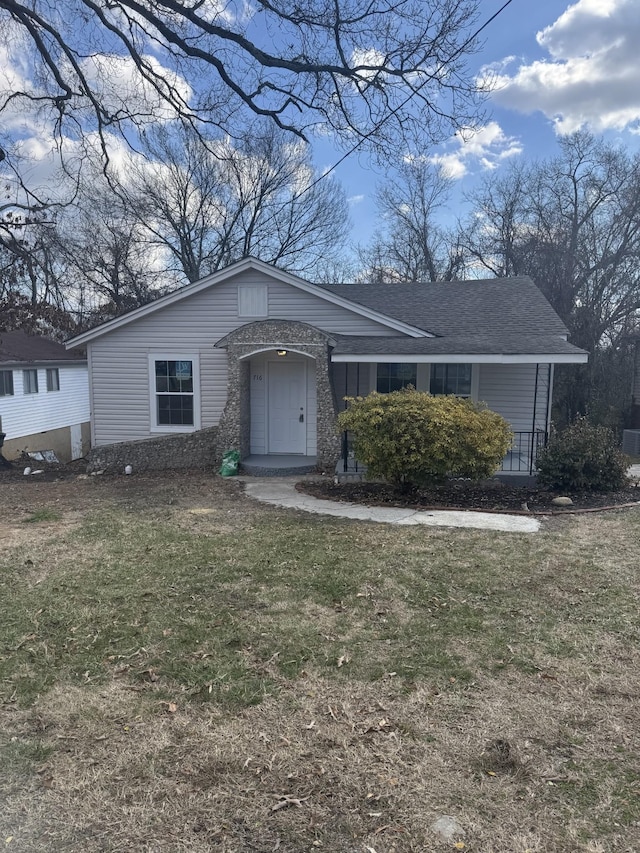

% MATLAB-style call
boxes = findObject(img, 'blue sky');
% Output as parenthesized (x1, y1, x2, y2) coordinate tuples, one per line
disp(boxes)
(2, 0, 640, 262)
(324, 0, 640, 247)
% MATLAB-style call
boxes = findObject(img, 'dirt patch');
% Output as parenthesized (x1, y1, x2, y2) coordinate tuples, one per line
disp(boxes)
(298, 478, 640, 514)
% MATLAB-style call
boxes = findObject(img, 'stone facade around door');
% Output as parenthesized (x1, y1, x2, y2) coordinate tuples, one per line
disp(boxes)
(215, 320, 341, 472)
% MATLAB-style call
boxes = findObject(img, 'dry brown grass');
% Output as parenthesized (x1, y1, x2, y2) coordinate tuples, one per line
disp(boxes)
(1, 473, 640, 852)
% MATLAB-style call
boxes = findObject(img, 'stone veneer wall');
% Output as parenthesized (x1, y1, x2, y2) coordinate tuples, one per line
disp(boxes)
(215, 319, 341, 472)
(86, 427, 218, 473)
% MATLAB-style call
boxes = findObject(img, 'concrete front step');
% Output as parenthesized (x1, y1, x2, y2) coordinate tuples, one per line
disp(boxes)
(240, 454, 317, 477)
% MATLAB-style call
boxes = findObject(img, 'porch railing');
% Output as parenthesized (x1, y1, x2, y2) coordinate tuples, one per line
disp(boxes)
(342, 430, 361, 473)
(342, 429, 548, 476)
(501, 430, 548, 475)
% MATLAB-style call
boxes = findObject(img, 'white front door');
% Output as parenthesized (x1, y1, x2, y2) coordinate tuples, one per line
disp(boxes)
(268, 360, 307, 454)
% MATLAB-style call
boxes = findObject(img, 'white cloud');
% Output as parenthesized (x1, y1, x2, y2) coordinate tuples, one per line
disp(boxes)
(428, 122, 522, 179)
(347, 194, 365, 206)
(486, 0, 640, 134)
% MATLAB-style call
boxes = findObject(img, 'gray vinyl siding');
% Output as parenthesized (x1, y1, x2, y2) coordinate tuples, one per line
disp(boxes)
(478, 363, 551, 433)
(89, 270, 394, 445)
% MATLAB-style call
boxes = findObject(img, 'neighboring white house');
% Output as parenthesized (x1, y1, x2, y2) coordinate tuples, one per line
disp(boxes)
(0, 330, 90, 462)
(66, 257, 588, 474)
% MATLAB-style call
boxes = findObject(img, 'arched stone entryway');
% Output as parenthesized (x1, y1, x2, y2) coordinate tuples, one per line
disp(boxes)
(215, 320, 340, 472)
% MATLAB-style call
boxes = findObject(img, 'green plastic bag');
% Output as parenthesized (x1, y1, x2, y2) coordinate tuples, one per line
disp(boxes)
(219, 450, 240, 477)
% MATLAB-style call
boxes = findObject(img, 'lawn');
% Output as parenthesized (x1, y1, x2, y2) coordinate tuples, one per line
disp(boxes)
(1, 471, 640, 852)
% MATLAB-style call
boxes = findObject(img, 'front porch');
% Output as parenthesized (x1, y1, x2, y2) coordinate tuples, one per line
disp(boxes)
(337, 428, 548, 482)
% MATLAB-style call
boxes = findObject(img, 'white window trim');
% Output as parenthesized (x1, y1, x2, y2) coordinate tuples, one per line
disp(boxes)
(148, 353, 201, 433)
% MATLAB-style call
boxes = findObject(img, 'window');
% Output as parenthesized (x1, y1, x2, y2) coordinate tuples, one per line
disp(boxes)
(0, 370, 13, 396)
(46, 368, 60, 392)
(376, 363, 417, 393)
(23, 369, 38, 394)
(430, 364, 472, 396)
(151, 357, 199, 430)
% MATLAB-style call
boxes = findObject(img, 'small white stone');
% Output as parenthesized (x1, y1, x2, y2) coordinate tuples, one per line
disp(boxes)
(125, 465, 133, 475)
(551, 496, 573, 507)
(23, 467, 31, 476)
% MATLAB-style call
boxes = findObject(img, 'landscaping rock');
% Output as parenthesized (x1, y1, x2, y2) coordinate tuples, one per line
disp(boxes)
(551, 496, 573, 507)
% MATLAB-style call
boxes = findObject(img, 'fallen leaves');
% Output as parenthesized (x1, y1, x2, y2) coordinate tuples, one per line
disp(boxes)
(270, 794, 310, 813)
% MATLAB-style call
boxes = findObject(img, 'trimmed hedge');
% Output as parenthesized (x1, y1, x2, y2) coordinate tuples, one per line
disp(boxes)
(338, 389, 512, 490)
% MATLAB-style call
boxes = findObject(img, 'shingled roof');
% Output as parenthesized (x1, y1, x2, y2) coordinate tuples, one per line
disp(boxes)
(331, 334, 586, 357)
(318, 277, 569, 338)
(0, 330, 86, 365)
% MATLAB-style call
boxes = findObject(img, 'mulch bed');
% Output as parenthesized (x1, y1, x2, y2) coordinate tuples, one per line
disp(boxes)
(298, 478, 640, 514)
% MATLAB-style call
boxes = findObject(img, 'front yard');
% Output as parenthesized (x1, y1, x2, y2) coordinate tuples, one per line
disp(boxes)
(1, 471, 639, 852)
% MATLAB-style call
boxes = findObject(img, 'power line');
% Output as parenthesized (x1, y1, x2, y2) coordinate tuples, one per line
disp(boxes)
(298, 0, 516, 200)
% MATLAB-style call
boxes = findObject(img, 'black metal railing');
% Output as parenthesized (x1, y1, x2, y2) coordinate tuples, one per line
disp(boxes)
(500, 430, 547, 474)
(342, 430, 360, 473)
(342, 429, 547, 476)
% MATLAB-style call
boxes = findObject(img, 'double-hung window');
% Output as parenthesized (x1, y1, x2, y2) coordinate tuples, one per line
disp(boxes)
(0, 370, 13, 396)
(150, 355, 200, 431)
(430, 364, 472, 397)
(23, 369, 39, 394)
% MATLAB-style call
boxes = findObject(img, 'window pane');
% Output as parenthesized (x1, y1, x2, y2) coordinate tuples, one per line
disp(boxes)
(430, 364, 472, 396)
(23, 369, 38, 394)
(0, 370, 13, 396)
(46, 368, 60, 392)
(376, 363, 416, 393)
(158, 395, 194, 425)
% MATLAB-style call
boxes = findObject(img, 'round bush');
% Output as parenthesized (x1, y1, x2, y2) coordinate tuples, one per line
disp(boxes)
(338, 389, 513, 490)
(536, 417, 629, 492)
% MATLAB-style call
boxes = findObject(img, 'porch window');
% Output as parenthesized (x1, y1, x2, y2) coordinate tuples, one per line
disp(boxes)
(149, 355, 200, 431)
(0, 370, 13, 396)
(376, 363, 417, 393)
(430, 364, 472, 397)
(23, 369, 38, 394)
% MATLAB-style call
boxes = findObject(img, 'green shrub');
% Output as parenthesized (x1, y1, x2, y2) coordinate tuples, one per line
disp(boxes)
(536, 417, 629, 492)
(338, 389, 513, 490)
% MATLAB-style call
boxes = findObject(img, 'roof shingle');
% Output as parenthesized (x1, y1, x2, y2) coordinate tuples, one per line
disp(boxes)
(0, 331, 86, 365)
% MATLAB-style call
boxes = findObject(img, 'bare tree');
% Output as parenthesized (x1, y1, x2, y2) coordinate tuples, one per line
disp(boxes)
(126, 123, 350, 282)
(358, 159, 463, 281)
(55, 185, 169, 323)
(461, 132, 640, 424)
(0, 0, 487, 163)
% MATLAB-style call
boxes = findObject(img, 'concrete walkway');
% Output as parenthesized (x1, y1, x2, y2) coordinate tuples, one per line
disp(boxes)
(240, 477, 541, 533)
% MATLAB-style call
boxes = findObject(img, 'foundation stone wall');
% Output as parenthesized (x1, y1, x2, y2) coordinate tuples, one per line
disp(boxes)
(87, 427, 218, 473)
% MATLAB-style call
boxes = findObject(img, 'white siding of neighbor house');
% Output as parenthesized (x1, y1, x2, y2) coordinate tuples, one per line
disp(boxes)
(89, 270, 395, 446)
(478, 363, 550, 433)
(0, 363, 89, 442)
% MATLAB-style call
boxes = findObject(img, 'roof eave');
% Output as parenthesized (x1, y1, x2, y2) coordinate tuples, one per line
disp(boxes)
(332, 353, 589, 364)
(0, 358, 87, 367)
